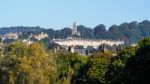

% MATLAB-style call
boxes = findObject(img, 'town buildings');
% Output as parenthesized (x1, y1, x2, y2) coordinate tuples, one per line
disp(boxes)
(53, 22, 124, 55)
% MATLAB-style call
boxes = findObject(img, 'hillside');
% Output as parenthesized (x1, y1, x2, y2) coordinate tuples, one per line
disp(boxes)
(0, 20, 150, 43)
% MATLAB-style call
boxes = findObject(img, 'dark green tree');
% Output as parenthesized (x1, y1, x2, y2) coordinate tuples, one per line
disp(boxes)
(56, 53, 87, 84)
(123, 37, 150, 84)
(78, 52, 111, 84)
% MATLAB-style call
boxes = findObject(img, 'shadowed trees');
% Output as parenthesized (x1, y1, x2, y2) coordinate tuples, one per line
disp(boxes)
(123, 37, 150, 84)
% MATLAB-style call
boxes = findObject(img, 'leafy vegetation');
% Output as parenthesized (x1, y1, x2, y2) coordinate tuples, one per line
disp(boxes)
(0, 37, 150, 84)
(123, 37, 150, 84)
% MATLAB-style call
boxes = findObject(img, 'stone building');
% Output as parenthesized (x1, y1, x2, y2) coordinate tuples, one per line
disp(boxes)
(53, 22, 125, 55)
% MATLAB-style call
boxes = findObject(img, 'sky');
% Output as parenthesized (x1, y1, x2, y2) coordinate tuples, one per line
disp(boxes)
(0, 0, 150, 29)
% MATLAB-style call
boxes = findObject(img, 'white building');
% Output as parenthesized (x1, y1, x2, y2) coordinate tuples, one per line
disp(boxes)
(54, 39, 124, 48)
(4, 33, 18, 40)
(53, 22, 124, 49)
(33, 32, 49, 40)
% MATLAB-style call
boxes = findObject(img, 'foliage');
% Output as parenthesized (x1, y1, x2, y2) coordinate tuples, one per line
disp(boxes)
(123, 37, 150, 84)
(107, 59, 124, 84)
(93, 24, 108, 39)
(139, 37, 150, 47)
(0, 37, 2, 42)
(56, 52, 87, 84)
(0, 42, 57, 84)
(1, 37, 150, 84)
(106, 46, 137, 84)
(78, 52, 112, 84)
(118, 46, 137, 62)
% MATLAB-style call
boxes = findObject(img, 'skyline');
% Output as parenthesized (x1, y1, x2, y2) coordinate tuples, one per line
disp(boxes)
(0, 0, 150, 29)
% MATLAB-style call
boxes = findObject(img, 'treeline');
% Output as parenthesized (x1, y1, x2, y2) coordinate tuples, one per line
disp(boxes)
(1, 20, 150, 43)
(0, 37, 150, 84)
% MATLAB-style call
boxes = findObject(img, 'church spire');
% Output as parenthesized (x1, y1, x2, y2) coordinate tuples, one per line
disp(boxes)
(72, 22, 80, 37)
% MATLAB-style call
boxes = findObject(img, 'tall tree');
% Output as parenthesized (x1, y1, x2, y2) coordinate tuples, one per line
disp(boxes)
(123, 37, 150, 84)
(78, 52, 111, 84)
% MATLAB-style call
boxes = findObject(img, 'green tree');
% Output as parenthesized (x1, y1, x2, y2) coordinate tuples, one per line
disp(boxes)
(79, 52, 111, 84)
(56, 53, 87, 84)
(118, 46, 137, 63)
(123, 37, 150, 84)
(105, 46, 137, 84)
(106, 58, 124, 84)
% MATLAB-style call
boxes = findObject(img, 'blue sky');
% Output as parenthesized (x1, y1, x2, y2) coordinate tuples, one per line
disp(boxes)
(0, 0, 150, 29)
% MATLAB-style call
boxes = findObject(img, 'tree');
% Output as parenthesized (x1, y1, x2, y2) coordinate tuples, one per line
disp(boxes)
(108, 25, 123, 40)
(0, 37, 2, 43)
(123, 37, 150, 84)
(105, 46, 137, 84)
(0, 42, 58, 84)
(56, 53, 87, 84)
(78, 52, 111, 84)
(105, 58, 124, 84)
(93, 24, 108, 39)
(77, 25, 93, 39)
(118, 46, 137, 63)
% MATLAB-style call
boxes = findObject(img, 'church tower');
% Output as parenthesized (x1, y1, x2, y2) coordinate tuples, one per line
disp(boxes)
(72, 22, 80, 37)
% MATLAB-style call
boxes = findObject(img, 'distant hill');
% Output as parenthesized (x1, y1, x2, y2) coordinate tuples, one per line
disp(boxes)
(0, 20, 150, 44)
(0, 26, 44, 35)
